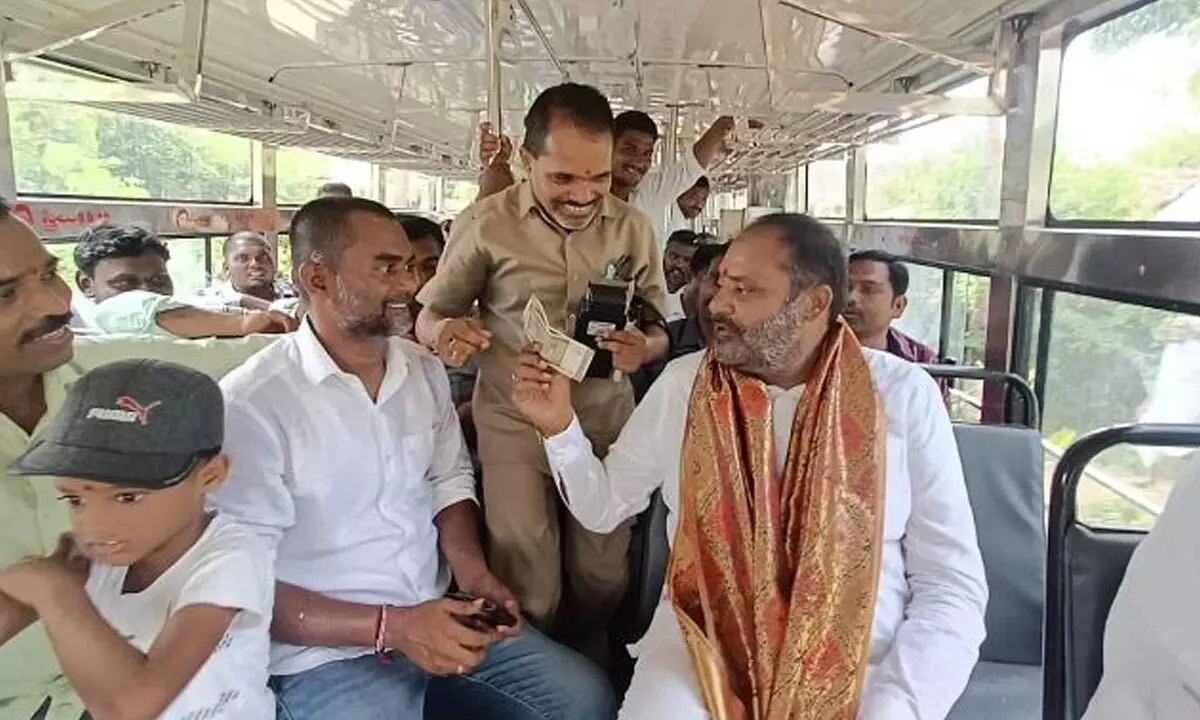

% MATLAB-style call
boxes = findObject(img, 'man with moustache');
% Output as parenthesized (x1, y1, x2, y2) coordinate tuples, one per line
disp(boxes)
(0, 197, 278, 720)
(204, 231, 298, 312)
(210, 197, 612, 720)
(512, 213, 987, 719)
(414, 83, 668, 656)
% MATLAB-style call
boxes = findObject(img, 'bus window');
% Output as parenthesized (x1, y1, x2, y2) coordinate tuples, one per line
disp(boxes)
(945, 271, 990, 422)
(806, 157, 847, 219)
(277, 148, 372, 205)
(864, 79, 1002, 222)
(892, 263, 944, 351)
(1050, 0, 1200, 224)
(1042, 293, 1200, 529)
(9, 62, 253, 204)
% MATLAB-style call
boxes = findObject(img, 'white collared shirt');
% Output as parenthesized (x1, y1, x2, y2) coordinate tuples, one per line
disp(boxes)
(210, 319, 476, 677)
(543, 349, 988, 720)
(630, 151, 707, 245)
(1083, 461, 1200, 720)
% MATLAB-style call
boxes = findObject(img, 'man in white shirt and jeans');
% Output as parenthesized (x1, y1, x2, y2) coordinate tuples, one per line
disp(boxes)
(511, 213, 987, 719)
(211, 196, 614, 720)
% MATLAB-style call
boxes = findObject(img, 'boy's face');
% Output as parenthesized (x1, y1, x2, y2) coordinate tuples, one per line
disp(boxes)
(54, 456, 228, 567)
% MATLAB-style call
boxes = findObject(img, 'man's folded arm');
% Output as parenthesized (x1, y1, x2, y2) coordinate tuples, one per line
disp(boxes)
(542, 375, 675, 534)
(862, 373, 988, 720)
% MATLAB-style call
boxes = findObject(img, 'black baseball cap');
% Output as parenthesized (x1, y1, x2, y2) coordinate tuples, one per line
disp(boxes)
(10, 359, 224, 489)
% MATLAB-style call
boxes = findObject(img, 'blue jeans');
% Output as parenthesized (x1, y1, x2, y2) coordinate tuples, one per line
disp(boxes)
(272, 625, 616, 720)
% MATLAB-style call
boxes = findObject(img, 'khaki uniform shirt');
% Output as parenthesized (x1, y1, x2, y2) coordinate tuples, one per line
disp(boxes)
(416, 182, 666, 465)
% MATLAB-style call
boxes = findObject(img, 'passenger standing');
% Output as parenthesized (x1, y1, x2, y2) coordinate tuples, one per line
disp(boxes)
(414, 83, 668, 653)
(212, 197, 613, 720)
(667, 176, 710, 234)
(477, 110, 741, 244)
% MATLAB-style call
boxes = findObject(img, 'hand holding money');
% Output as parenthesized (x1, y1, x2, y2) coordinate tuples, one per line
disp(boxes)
(511, 344, 574, 437)
(522, 295, 594, 382)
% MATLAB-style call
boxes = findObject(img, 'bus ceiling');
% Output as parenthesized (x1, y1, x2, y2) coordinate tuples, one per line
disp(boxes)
(0, 0, 1127, 179)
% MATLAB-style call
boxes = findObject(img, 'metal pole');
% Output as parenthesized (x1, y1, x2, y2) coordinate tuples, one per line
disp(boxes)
(663, 106, 680, 163)
(261, 144, 278, 259)
(485, 0, 503, 129)
(0, 34, 17, 201)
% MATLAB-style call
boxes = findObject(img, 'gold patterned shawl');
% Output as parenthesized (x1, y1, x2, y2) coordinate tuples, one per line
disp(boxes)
(669, 322, 885, 720)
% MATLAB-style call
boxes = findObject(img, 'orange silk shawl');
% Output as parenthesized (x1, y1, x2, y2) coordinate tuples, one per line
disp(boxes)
(669, 323, 885, 720)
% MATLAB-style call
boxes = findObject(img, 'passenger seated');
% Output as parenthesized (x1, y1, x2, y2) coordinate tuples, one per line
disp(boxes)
(2, 359, 273, 719)
(632, 242, 726, 401)
(1083, 460, 1200, 719)
(662, 230, 700, 322)
(211, 197, 613, 720)
(846, 250, 950, 401)
(202, 231, 299, 315)
(0, 199, 280, 719)
(395, 213, 478, 450)
(317, 182, 353, 199)
(74, 224, 294, 338)
(512, 214, 987, 719)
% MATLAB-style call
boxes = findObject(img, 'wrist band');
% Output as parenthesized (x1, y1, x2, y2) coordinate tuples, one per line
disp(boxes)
(374, 605, 394, 664)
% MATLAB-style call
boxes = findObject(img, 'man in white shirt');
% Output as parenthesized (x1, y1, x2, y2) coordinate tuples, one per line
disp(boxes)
(511, 213, 987, 719)
(211, 197, 614, 720)
(201, 231, 299, 314)
(1083, 458, 1200, 719)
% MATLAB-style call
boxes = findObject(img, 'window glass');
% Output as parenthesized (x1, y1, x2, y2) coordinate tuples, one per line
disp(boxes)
(1043, 293, 1200, 528)
(277, 149, 372, 205)
(806, 158, 847, 218)
(892, 262, 944, 350)
(1051, 0, 1200, 222)
(9, 63, 253, 203)
(384, 170, 437, 211)
(864, 79, 1002, 221)
(944, 272, 990, 422)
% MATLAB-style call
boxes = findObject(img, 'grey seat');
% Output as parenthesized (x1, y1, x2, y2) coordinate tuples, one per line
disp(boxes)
(948, 423, 1046, 720)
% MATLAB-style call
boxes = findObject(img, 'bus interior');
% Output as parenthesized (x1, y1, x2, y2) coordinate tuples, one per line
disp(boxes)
(0, 0, 1198, 717)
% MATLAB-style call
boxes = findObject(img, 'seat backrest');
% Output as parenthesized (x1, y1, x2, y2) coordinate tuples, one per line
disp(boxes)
(953, 423, 1046, 665)
(614, 490, 670, 644)
(1060, 525, 1143, 719)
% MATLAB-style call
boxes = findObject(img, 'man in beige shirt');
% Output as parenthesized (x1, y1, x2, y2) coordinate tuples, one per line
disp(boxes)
(415, 83, 668, 654)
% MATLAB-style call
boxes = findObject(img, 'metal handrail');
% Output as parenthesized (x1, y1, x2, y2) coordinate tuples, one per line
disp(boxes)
(1044, 424, 1200, 720)
(920, 363, 1040, 429)
(950, 387, 1164, 518)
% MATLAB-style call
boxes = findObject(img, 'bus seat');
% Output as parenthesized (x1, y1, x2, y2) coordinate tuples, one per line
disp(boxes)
(1045, 424, 1200, 720)
(613, 490, 669, 645)
(948, 422, 1045, 720)
(1057, 525, 1143, 719)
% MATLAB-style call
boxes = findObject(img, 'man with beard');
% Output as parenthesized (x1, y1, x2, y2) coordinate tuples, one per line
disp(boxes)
(211, 197, 612, 720)
(0, 198, 280, 720)
(669, 177, 709, 232)
(414, 83, 668, 657)
(511, 213, 987, 719)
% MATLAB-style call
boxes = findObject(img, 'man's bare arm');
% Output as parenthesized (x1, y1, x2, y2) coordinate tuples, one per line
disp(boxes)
(0, 592, 35, 646)
(477, 165, 515, 201)
(156, 307, 292, 338)
(692, 116, 736, 169)
(271, 582, 378, 648)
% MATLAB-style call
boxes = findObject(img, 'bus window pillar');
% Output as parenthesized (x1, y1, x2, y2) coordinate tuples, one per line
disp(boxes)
(0, 34, 16, 201)
(985, 12, 1059, 423)
(253, 143, 280, 263)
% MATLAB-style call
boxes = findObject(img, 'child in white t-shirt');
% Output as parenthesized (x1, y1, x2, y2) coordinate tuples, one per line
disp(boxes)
(0, 359, 274, 720)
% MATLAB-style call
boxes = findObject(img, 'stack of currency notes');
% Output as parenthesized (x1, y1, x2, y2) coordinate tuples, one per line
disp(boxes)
(522, 295, 595, 382)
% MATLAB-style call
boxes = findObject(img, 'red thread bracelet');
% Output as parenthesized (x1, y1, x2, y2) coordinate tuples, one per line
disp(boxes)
(374, 605, 393, 664)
